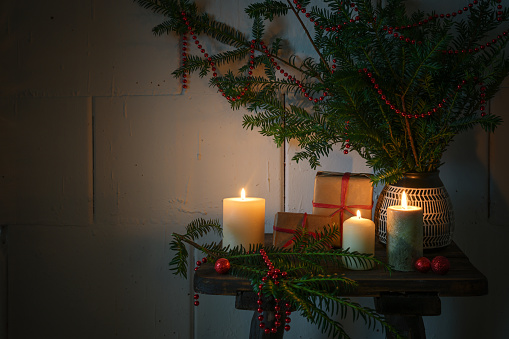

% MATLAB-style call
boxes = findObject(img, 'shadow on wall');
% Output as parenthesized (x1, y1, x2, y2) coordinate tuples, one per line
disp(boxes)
(0, 226, 6, 339)
(437, 119, 509, 338)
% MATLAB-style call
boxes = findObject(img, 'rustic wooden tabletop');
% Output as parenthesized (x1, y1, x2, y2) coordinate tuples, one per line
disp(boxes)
(193, 234, 488, 339)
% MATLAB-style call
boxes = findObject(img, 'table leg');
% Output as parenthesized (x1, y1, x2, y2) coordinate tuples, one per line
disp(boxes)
(374, 292, 441, 339)
(383, 314, 425, 339)
(249, 310, 285, 339)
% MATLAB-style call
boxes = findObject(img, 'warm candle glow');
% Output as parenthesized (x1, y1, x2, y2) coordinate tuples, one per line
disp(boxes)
(402, 191, 407, 209)
(343, 211, 375, 270)
(223, 189, 265, 249)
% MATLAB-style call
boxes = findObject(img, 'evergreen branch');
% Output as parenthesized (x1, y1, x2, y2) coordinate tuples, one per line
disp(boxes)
(137, 0, 508, 183)
(167, 216, 399, 338)
(245, 0, 289, 20)
(401, 34, 450, 99)
(284, 283, 403, 338)
(404, 115, 420, 171)
(196, 16, 249, 48)
(169, 218, 223, 278)
(285, 0, 331, 78)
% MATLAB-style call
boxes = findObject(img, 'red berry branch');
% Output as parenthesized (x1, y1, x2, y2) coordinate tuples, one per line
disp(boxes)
(292, 0, 361, 31)
(359, 68, 491, 119)
(257, 248, 292, 334)
(180, 10, 330, 104)
(192, 249, 294, 335)
(381, 1, 508, 54)
(180, 11, 251, 102)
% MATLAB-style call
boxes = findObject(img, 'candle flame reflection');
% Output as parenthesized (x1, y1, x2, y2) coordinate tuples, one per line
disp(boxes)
(241, 188, 246, 200)
(357, 210, 361, 219)
(402, 191, 407, 209)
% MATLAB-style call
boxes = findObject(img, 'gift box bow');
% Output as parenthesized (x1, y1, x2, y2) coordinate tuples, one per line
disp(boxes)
(273, 213, 322, 248)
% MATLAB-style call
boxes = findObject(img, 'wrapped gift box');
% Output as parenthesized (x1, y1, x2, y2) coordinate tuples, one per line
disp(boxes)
(312, 172, 374, 246)
(273, 212, 341, 248)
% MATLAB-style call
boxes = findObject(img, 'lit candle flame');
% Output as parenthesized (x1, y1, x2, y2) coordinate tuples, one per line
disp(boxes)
(357, 210, 361, 219)
(241, 188, 246, 200)
(402, 191, 407, 209)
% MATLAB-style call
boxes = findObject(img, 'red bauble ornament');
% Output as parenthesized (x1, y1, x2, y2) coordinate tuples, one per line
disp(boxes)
(214, 258, 231, 274)
(431, 256, 450, 275)
(414, 257, 431, 273)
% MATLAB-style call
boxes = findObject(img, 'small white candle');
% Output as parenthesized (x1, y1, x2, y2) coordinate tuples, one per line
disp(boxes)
(387, 191, 423, 271)
(342, 210, 375, 270)
(222, 188, 265, 250)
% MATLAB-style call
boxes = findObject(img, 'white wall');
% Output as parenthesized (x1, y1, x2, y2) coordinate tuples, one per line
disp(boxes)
(1, 0, 508, 338)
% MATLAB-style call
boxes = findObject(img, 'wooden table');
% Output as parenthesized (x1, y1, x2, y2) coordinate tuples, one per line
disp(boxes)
(194, 234, 488, 339)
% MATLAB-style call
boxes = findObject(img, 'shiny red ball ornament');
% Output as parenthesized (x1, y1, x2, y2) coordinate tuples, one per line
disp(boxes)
(414, 257, 431, 273)
(214, 258, 231, 274)
(431, 256, 450, 275)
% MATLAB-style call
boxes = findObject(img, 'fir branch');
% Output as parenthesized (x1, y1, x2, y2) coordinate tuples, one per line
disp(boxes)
(138, 0, 508, 185)
(245, 0, 289, 21)
(168, 217, 400, 338)
(285, 0, 331, 78)
(404, 114, 420, 170)
(169, 218, 223, 278)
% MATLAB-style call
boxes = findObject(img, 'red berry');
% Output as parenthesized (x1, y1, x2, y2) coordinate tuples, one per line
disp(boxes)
(214, 258, 231, 274)
(414, 257, 431, 273)
(194, 301, 199, 306)
(431, 256, 450, 275)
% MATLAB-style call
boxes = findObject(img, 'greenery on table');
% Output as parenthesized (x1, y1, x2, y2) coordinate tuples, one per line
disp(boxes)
(136, 0, 509, 185)
(170, 218, 401, 339)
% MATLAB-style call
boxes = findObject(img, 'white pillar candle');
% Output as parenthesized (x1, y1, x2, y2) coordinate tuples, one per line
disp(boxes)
(222, 188, 265, 250)
(342, 210, 375, 270)
(387, 191, 423, 271)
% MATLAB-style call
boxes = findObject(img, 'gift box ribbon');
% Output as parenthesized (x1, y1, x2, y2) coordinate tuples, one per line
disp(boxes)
(273, 213, 319, 248)
(312, 172, 373, 247)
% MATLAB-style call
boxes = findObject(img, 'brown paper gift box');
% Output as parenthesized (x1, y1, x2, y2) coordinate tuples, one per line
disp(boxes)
(312, 172, 374, 246)
(272, 212, 341, 248)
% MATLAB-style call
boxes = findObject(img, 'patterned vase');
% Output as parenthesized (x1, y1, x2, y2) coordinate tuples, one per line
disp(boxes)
(374, 171, 454, 249)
